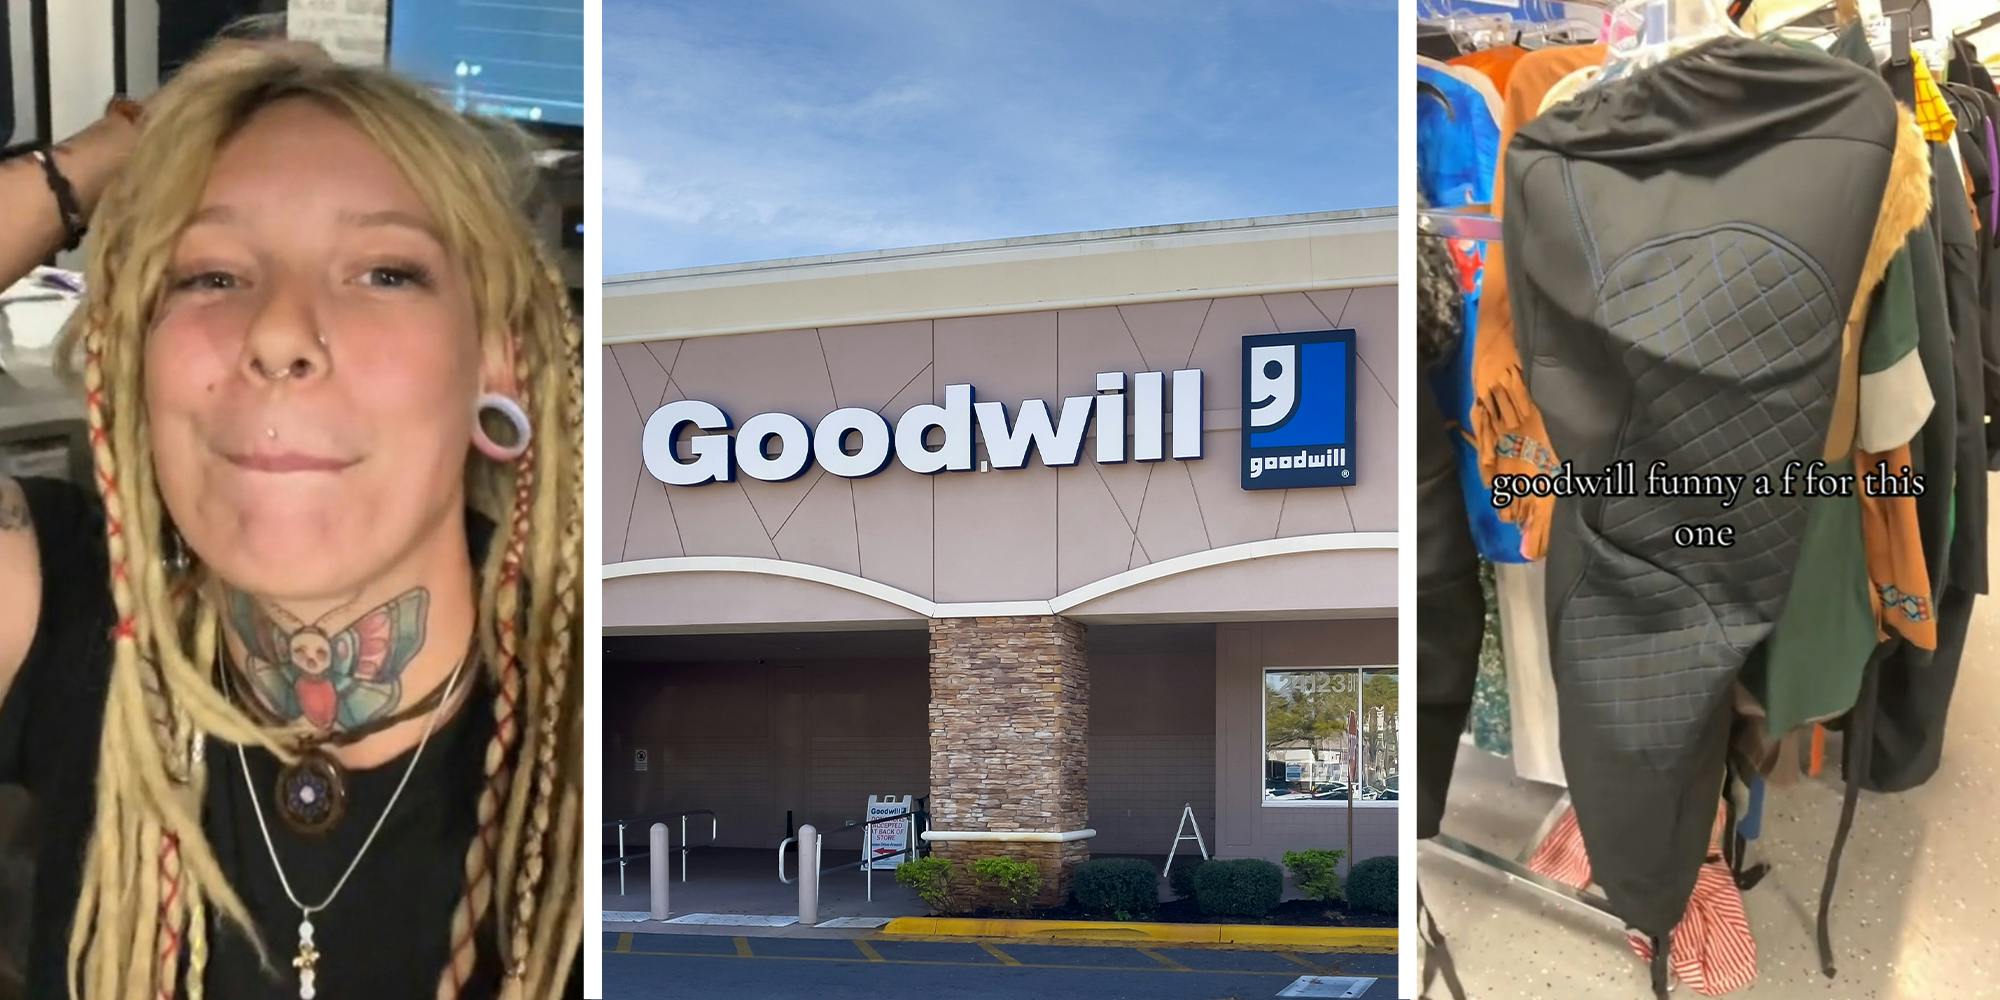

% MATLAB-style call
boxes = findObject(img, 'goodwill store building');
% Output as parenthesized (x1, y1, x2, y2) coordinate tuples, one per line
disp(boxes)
(601, 209, 1398, 901)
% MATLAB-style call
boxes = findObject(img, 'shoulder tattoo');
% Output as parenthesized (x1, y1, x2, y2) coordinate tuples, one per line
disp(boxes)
(0, 479, 26, 533)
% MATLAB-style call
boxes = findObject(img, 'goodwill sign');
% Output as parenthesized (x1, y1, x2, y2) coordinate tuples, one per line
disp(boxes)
(640, 330, 1356, 491)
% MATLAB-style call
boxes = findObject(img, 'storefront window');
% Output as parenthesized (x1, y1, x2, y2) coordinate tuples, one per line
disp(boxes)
(1262, 667, 1397, 807)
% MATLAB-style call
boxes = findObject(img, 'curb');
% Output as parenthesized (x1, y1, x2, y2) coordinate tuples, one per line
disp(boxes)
(881, 916, 1397, 952)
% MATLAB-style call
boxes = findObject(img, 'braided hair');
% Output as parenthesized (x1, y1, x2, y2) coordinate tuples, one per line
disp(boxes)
(55, 43, 582, 1000)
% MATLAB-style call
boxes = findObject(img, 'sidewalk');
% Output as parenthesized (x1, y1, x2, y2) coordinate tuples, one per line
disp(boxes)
(602, 844, 925, 921)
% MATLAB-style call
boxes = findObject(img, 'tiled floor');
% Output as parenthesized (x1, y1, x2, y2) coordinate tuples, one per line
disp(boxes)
(1420, 512, 2000, 998)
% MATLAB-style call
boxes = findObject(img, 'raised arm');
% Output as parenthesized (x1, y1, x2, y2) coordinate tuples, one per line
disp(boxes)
(0, 106, 140, 289)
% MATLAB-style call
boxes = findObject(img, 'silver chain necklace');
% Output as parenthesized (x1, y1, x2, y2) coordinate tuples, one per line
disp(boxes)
(226, 651, 470, 999)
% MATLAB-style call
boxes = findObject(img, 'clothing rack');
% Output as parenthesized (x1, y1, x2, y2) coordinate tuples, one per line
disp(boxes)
(1417, 196, 1768, 936)
(1415, 13, 1961, 995)
(1956, 8, 2000, 39)
(1427, 794, 1626, 923)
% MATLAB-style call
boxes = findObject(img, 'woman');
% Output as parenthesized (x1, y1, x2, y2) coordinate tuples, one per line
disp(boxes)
(0, 40, 582, 999)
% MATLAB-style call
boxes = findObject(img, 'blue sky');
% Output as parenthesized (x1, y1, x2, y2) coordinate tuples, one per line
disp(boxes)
(603, 0, 1396, 275)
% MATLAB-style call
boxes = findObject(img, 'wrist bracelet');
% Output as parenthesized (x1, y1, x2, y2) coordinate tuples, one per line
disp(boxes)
(30, 147, 88, 252)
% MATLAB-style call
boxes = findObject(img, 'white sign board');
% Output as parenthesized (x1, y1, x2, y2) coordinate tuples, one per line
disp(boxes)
(864, 795, 913, 871)
(633, 748, 648, 772)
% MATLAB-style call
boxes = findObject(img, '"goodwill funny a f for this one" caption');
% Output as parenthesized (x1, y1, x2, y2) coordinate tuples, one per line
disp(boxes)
(1489, 459, 1926, 547)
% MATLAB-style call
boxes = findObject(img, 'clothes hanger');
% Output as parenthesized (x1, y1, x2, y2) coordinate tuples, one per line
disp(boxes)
(1597, 0, 1750, 82)
(1427, 13, 1517, 53)
(1519, 17, 1606, 47)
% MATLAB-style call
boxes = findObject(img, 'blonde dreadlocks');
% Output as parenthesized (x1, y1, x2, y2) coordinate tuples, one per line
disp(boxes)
(55, 42, 583, 1000)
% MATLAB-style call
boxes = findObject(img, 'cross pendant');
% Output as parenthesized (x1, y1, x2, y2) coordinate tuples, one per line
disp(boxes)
(293, 918, 320, 1000)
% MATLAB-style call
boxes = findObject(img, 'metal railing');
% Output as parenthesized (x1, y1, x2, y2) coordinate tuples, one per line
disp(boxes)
(777, 810, 926, 903)
(603, 810, 719, 896)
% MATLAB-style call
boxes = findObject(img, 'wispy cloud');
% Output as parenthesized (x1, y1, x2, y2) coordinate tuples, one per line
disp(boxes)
(604, 0, 1396, 274)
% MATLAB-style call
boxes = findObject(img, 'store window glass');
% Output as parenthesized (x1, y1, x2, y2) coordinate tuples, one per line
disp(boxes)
(1262, 668, 1397, 807)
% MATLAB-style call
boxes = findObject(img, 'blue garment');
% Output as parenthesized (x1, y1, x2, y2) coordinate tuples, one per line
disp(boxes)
(1419, 64, 1526, 563)
(1416, 64, 1498, 210)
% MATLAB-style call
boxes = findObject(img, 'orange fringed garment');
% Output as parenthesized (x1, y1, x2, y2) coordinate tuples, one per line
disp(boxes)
(1468, 44, 1604, 561)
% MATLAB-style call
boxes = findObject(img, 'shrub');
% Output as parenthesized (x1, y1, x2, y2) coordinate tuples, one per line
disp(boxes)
(1071, 858, 1158, 918)
(1283, 849, 1347, 903)
(970, 856, 1043, 915)
(1168, 857, 1207, 900)
(1192, 858, 1283, 918)
(1346, 856, 1398, 914)
(894, 856, 953, 914)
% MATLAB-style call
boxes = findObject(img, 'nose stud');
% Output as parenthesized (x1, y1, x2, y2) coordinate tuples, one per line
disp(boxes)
(254, 358, 315, 381)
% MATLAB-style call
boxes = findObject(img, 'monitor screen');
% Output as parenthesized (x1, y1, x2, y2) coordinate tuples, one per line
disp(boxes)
(387, 0, 583, 130)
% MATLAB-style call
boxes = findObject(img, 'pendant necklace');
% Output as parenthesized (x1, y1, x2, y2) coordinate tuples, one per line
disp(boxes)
(225, 622, 466, 837)
(227, 649, 470, 999)
(250, 662, 459, 836)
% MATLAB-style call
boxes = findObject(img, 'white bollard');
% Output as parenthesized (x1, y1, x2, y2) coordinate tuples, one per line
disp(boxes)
(798, 824, 819, 926)
(650, 823, 670, 920)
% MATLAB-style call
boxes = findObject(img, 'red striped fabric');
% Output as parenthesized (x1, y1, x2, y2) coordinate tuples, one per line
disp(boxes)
(1527, 804, 1759, 995)
(1527, 806, 1593, 887)
(1627, 861, 1759, 995)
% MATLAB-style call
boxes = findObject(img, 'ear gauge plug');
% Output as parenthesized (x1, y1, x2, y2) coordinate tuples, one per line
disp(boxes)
(472, 393, 532, 462)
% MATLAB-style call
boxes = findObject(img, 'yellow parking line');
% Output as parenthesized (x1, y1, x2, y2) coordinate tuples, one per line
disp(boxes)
(1136, 947, 1189, 971)
(733, 937, 752, 957)
(615, 933, 633, 954)
(854, 939, 886, 962)
(979, 942, 1021, 966)
(1279, 951, 1323, 971)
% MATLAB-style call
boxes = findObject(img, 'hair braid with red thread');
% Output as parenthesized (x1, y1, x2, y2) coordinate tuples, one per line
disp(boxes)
(437, 411, 534, 998)
(527, 258, 587, 998)
(487, 286, 546, 984)
(71, 317, 150, 1000)
(505, 261, 582, 995)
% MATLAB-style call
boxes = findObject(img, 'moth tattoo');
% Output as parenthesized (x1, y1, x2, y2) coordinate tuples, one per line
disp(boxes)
(227, 589, 429, 733)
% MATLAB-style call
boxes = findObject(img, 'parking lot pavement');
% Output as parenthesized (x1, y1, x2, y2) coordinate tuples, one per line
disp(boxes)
(603, 932, 1398, 1000)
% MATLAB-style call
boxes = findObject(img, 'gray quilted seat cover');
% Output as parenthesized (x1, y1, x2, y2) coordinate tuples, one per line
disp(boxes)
(1505, 37, 1897, 937)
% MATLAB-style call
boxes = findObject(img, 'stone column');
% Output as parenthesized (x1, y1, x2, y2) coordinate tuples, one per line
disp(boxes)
(927, 615, 1089, 909)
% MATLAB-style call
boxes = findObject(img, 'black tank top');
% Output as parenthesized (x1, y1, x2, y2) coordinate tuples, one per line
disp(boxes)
(0, 477, 579, 998)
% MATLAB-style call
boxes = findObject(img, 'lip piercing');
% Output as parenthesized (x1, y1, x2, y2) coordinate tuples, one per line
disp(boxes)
(266, 428, 278, 440)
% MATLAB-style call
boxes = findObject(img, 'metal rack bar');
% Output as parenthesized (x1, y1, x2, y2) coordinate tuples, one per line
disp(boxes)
(1425, 788, 1622, 924)
(1956, 7, 2000, 37)
(1427, 830, 1624, 923)
(1427, 770, 1756, 933)
(1420, 206, 1504, 242)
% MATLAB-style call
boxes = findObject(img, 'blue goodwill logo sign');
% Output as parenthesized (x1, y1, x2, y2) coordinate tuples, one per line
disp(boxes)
(1241, 330, 1356, 490)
